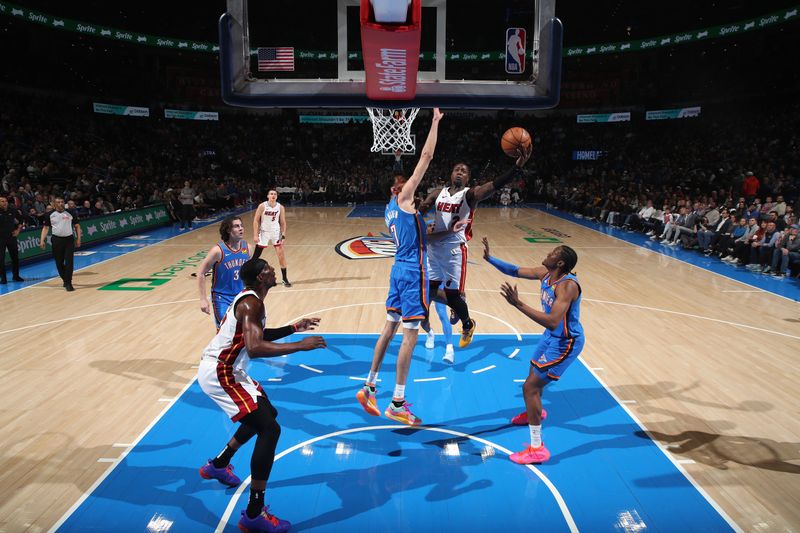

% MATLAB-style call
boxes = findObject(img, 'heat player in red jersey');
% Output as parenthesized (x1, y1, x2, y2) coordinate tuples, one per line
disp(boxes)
(419, 144, 532, 351)
(197, 258, 325, 532)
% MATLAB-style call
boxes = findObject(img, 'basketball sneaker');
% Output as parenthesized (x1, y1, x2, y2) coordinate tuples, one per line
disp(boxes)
(458, 319, 477, 348)
(510, 408, 548, 425)
(425, 330, 435, 349)
(237, 506, 290, 533)
(442, 344, 454, 364)
(384, 400, 422, 426)
(356, 386, 380, 416)
(282, 280, 292, 288)
(509, 443, 551, 464)
(199, 460, 241, 487)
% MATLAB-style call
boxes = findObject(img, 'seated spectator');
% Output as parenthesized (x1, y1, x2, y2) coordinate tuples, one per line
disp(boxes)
(747, 221, 780, 272)
(770, 225, 800, 277)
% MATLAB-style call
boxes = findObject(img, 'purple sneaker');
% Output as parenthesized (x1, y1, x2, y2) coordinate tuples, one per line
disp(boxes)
(238, 506, 291, 533)
(199, 460, 241, 487)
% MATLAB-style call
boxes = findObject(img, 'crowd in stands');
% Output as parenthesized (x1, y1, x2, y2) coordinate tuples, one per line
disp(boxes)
(2, 90, 798, 279)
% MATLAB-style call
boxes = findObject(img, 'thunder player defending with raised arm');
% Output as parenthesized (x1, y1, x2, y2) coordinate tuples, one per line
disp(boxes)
(356, 108, 443, 426)
(197, 258, 325, 533)
(197, 216, 250, 328)
(420, 145, 532, 351)
(253, 190, 291, 287)
(483, 237, 583, 464)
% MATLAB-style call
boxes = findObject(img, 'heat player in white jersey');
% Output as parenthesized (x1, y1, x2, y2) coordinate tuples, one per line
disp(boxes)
(420, 145, 532, 351)
(252, 189, 292, 287)
(196, 258, 325, 531)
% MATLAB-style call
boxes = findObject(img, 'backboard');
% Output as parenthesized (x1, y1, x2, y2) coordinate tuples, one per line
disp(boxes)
(220, 0, 562, 109)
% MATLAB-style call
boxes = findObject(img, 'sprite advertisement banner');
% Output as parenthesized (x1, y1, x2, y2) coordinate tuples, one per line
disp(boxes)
(93, 102, 150, 117)
(1, 0, 796, 59)
(577, 112, 631, 123)
(4, 204, 170, 266)
(164, 109, 219, 121)
(645, 107, 702, 120)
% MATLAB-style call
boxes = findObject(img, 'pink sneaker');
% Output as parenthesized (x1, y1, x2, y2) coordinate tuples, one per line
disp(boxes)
(356, 386, 380, 417)
(510, 408, 547, 425)
(510, 443, 551, 464)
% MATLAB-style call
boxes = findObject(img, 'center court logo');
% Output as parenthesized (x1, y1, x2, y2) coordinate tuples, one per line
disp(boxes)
(335, 235, 396, 260)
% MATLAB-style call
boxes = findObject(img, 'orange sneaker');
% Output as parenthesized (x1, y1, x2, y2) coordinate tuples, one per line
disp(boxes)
(356, 386, 380, 416)
(458, 319, 477, 348)
(384, 400, 422, 426)
(510, 408, 547, 425)
(510, 443, 551, 464)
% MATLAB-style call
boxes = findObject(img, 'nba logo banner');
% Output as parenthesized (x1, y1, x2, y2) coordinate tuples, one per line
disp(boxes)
(505, 27, 526, 74)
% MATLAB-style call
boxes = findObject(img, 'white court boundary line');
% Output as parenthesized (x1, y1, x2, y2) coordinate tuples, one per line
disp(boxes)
(214, 425, 578, 533)
(48, 377, 198, 533)
(578, 358, 743, 532)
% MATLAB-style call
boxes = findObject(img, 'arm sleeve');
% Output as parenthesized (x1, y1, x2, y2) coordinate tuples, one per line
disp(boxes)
(262, 325, 295, 341)
(486, 255, 520, 277)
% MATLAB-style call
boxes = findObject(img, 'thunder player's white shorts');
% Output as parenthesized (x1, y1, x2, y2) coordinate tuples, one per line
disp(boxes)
(197, 358, 263, 421)
(427, 242, 468, 292)
(257, 227, 283, 248)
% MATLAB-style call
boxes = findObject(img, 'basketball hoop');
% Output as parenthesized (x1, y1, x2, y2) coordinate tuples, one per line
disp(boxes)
(366, 107, 420, 153)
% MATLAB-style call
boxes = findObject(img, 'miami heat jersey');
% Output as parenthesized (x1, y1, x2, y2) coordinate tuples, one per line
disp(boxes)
(430, 187, 473, 244)
(211, 241, 249, 296)
(385, 196, 426, 265)
(259, 201, 282, 233)
(203, 290, 265, 371)
(540, 273, 583, 339)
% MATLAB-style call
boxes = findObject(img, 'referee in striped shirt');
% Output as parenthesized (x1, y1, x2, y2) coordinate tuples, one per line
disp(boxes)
(40, 197, 82, 292)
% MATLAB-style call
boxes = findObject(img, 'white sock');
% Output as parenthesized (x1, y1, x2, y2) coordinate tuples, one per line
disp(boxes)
(529, 424, 542, 448)
(366, 371, 378, 387)
(393, 384, 405, 401)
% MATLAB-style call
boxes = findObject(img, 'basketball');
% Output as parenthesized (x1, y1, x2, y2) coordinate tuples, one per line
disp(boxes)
(500, 127, 532, 157)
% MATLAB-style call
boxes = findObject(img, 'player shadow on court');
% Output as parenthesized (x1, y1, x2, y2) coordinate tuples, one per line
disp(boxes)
(90, 358, 197, 385)
(606, 380, 774, 414)
(630, 406, 800, 475)
(3, 435, 223, 527)
(634, 429, 800, 474)
(266, 436, 494, 531)
(414, 337, 510, 372)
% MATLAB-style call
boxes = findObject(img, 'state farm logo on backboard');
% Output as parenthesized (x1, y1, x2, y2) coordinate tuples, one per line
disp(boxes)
(335, 234, 396, 260)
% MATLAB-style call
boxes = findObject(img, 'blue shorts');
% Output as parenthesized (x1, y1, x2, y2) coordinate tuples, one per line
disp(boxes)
(211, 293, 235, 328)
(386, 262, 429, 322)
(530, 334, 585, 381)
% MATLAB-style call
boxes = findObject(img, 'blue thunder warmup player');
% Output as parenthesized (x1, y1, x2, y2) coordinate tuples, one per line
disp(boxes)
(198, 216, 250, 328)
(356, 108, 443, 427)
(482, 237, 583, 465)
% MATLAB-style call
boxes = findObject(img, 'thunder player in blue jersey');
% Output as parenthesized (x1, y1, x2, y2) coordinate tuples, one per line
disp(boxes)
(483, 237, 583, 464)
(356, 108, 443, 426)
(198, 216, 250, 328)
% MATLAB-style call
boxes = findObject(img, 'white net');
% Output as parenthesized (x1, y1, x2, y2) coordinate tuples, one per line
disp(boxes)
(366, 107, 420, 153)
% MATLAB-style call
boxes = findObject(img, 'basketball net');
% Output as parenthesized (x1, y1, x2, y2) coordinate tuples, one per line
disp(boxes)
(366, 107, 420, 153)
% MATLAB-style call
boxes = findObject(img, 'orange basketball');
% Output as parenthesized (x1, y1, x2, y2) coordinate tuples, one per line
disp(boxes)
(500, 127, 532, 157)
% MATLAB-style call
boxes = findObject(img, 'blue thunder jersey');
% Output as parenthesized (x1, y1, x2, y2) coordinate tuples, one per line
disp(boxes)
(211, 241, 249, 296)
(385, 196, 427, 265)
(540, 273, 583, 338)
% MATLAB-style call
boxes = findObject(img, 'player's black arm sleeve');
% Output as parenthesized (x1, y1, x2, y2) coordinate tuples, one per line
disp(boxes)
(263, 325, 295, 341)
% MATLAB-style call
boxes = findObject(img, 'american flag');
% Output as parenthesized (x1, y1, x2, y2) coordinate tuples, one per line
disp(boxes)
(257, 47, 295, 71)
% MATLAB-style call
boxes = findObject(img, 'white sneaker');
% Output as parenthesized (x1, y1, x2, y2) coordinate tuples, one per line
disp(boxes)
(442, 345, 454, 364)
(425, 331, 435, 349)
(660, 239, 670, 244)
